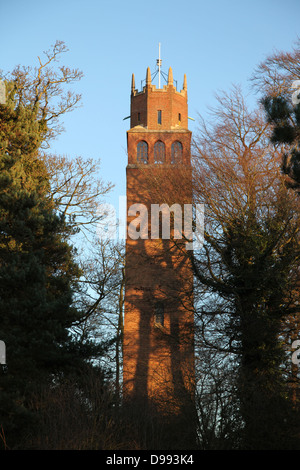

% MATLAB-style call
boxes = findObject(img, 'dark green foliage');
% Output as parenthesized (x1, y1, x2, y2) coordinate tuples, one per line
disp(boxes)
(223, 215, 299, 448)
(262, 95, 300, 193)
(0, 86, 99, 449)
(193, 209, 300, 448)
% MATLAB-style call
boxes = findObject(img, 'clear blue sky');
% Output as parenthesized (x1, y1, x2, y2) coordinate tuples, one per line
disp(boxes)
(0, 0, 299, 209)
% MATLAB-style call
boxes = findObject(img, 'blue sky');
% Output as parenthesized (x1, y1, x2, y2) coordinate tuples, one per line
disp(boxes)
(0, 0, 299, 209)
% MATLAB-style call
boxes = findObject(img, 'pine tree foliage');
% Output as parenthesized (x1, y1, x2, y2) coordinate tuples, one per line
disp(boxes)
(252, 39, 300, 194)
(262, 95, 300, 194)
(0, 44, 103, 448)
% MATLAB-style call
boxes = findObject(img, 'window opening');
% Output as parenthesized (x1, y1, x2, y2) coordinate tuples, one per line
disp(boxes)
(154, 140, 165, 164)
(158, 110, 162, 125)
(171, 141, 183, 164)
(154, 302, 164, 326)
(137, 141, 148, 164)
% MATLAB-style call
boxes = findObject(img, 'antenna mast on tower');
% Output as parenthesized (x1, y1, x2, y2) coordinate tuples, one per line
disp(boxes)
(157, 43, 162, 89)
(140, 44, 172, 89)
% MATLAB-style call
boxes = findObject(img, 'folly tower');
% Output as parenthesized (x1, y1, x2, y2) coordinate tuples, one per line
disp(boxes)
(123, 63, 194, 414)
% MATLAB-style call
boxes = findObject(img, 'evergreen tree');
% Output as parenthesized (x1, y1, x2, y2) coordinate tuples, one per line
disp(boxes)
(252, 39, 300, 194)
(262, 94, 300, 194)
(190, 87, 300, 448)
(0, 52, 100, 449)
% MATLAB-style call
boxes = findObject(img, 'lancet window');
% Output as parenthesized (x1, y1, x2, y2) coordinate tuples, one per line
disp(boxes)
(171, 141, 183, 164)
(154, 141, 165, 164)
(137, 141, 148, 163)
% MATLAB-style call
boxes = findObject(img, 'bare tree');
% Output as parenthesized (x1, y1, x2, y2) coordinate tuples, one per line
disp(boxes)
(251, 38, 300, 99)
(3, 40, 83, 145)
(72, 238, 125, 396)
(42, 153, 113, 235)
(191, 85, 300, 449)
(2, 41, 113, 235)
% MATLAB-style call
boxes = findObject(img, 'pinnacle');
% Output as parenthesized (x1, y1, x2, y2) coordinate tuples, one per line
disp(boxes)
(168, 67, 173, 86)
(146, 67, 151, 85)
(131, 73, 135, 93)
(183, 74, 187, 91)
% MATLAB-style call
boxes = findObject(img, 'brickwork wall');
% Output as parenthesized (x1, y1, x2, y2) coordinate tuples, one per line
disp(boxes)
(123, 69, 194, 412)
(130, 79, 188, 130)
(127, 128, 191, 165)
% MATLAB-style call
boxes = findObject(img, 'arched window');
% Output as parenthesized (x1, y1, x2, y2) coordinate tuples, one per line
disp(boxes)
(154, 141, 165, 164)
(171, 141, 183, 164)
(154, 302, 164, 326)
(137, 141, 148, 163)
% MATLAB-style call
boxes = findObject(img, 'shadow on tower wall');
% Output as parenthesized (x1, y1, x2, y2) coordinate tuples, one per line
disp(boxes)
(123, 235, 196, 449)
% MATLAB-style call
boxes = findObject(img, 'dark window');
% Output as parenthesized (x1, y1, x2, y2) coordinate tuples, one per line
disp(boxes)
(137, 141, 148, 163)
(158, 110, 162, 125)
(154, 140, 165, 164)
(178, 113, 181, 122)
(171, 141, 183, 164)
(154, 302, 164, 326)
(138, 112, 141, 122)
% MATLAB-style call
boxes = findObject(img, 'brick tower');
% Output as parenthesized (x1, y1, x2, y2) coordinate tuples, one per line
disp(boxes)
(123, 64, 194, 414)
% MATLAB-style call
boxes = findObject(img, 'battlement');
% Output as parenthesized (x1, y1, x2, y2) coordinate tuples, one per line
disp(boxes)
(130, 66, 188, 130)
(131, 66, 187, 97)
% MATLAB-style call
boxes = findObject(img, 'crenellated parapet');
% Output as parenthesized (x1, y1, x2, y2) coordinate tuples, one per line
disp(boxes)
(130, 66, 188, 130)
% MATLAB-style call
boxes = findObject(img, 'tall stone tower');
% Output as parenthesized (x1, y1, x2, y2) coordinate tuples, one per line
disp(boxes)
(123, 64, 194, 415)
